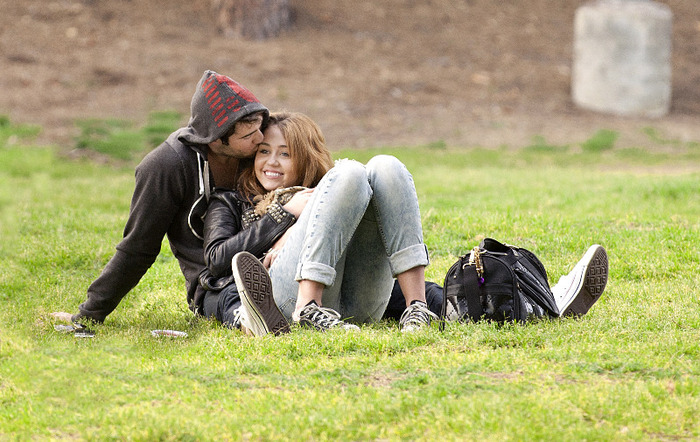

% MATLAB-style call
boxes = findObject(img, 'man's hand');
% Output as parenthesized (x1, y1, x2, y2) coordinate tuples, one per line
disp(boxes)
(262, 230, 292, 268)
(262, 249, 279, 269)
(51, 312, 74, 323)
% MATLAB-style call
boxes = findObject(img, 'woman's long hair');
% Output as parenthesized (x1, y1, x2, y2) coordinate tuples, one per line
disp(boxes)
(237, 111, 334, 198)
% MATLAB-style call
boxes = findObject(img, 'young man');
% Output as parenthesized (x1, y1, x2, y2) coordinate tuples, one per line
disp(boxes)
(55, 71, 269, 324)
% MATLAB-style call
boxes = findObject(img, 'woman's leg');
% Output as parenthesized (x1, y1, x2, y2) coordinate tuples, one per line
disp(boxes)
(268, 159, 374, 320)
(330, 207, 395, 322)
(397, 267, 427, 305)
(339, 155, 436, 330)
(363, 155, 430, 305)
(298, 155, 430, 322)
(269, 156, 430, 326)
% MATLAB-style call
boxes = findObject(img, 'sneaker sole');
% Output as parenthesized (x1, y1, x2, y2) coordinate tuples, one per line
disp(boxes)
(561, 245, 609, 317)
(232, 252, 290, 336)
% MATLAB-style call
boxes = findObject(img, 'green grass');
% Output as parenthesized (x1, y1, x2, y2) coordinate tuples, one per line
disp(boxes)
(581, 129, 618, 153)
(1, 119, 699, 440)
(0, 115, 41, 147)
(74, 110, 183, 161)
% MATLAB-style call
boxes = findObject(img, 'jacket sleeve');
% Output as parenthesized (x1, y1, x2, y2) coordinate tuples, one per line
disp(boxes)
(75, 145, 188, 323)
(203, 193, 296, 278)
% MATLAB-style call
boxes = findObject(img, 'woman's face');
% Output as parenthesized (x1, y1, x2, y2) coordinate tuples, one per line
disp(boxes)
(255, 125, 300, 191)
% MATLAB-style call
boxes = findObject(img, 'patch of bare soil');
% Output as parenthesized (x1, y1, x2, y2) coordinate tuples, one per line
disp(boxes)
(1, 0, 698, 151)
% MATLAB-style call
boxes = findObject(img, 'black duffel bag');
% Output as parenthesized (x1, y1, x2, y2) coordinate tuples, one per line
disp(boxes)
(441, 238, 559, 324)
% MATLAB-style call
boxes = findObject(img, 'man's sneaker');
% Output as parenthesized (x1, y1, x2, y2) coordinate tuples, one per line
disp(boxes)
(229, 306, 255, 336)
(232, 251, 291, 336)
(552, 245, 609, 317)
(400, 300, 439, 333)
(230, 306, 245, 330)
(296, 301, 360, 331)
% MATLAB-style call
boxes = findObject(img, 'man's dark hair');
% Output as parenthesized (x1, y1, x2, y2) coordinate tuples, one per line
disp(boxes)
(220, 111, 265, 145)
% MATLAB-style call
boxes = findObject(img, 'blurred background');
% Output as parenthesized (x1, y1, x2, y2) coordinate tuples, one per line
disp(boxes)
(1, 0, 698, 150)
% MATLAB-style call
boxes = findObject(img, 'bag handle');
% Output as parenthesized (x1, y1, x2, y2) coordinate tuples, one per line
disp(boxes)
(481, 237, 510, 253)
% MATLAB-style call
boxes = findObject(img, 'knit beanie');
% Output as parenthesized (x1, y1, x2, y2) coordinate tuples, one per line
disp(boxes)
(177, 70, 269, 145)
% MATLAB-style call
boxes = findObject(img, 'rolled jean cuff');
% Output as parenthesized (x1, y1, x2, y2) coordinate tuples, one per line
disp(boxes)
(295, 262, 337, 286)
(389, 243, 430, 276)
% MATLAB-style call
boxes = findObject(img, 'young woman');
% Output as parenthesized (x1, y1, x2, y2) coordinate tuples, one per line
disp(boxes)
(199, 112, 331, 332)
(202, 111, 438, 335)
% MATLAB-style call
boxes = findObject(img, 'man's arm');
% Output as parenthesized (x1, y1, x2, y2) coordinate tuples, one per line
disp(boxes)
(74, 145, 187, 322)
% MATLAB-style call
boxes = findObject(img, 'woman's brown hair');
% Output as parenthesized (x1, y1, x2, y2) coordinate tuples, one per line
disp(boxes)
(237, 111, 334, 198)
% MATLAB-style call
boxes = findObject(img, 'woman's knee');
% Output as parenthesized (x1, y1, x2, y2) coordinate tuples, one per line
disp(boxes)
(327, 159, 370, 194)
(365, 155, 411, 190)
(366, 155, 403, 175)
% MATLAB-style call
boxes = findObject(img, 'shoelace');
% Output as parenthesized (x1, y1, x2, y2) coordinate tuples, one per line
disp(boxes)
(302, 305, 346, 329)
(231, 307, 244, 330)
(400, 302, 438, 327)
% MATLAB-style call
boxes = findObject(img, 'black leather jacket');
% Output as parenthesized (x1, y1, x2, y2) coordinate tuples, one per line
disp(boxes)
(200, 189, 296, 294)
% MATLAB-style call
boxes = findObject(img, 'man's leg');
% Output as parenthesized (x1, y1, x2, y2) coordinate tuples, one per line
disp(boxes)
(551, 245, 609, 316)
(201, 284, 243, 329)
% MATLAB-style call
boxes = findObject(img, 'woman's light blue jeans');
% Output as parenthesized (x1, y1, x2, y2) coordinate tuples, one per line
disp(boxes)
(268, 155, 429, 323)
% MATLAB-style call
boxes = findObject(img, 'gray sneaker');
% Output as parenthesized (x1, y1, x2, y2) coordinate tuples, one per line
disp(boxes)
(400, 300, 439, 333)
(552, 245, 609, 317)
(297, 301, 360, 331)
(232, 251, 291, 336)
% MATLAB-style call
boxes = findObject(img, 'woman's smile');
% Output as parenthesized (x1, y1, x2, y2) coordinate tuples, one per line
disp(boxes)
(255, 125, 299, 191)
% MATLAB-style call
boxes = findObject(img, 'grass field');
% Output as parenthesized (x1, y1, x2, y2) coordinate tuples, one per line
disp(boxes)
(1, 119, 699, 440)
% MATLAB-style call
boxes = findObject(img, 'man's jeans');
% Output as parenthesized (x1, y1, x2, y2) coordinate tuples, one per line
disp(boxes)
(202, 284, 241, 328)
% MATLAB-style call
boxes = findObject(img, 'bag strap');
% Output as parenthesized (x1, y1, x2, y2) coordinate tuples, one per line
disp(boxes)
(462, 263, 484, 322)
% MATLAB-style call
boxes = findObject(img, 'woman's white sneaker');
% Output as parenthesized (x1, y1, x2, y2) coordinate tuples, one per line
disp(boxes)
(400, 300, 439, 332)
(296, 301, 360, 331)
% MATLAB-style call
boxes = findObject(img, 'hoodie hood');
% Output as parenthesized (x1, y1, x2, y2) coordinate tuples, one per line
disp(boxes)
(177, 70, 269, 146)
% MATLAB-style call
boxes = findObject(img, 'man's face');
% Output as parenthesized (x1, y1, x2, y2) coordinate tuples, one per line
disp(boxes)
(209, 117, 264, 159)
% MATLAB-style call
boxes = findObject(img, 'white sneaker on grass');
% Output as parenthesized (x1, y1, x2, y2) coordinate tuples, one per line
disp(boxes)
(552, 245, 609, 317)
(230, 306, 256, 336)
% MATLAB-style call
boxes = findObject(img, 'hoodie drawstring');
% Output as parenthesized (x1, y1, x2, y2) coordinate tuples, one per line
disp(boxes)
(188, 152, 209, 240)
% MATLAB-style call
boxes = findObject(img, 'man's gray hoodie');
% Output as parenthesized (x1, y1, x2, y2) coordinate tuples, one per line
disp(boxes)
(75, 71, 268, 322)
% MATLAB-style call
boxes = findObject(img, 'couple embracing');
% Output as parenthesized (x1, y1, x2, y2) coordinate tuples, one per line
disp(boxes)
(54, 71, 608, 335)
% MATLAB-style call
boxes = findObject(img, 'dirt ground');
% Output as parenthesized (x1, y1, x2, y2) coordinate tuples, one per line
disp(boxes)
(1, 0, 699, 151)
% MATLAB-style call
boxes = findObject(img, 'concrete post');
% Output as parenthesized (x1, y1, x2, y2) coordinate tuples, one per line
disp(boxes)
(572, 0, 673, 117)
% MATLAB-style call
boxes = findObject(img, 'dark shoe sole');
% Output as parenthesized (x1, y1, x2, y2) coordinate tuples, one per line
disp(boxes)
(562, 246, 609, 317)
(232, 252, 290, 336)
